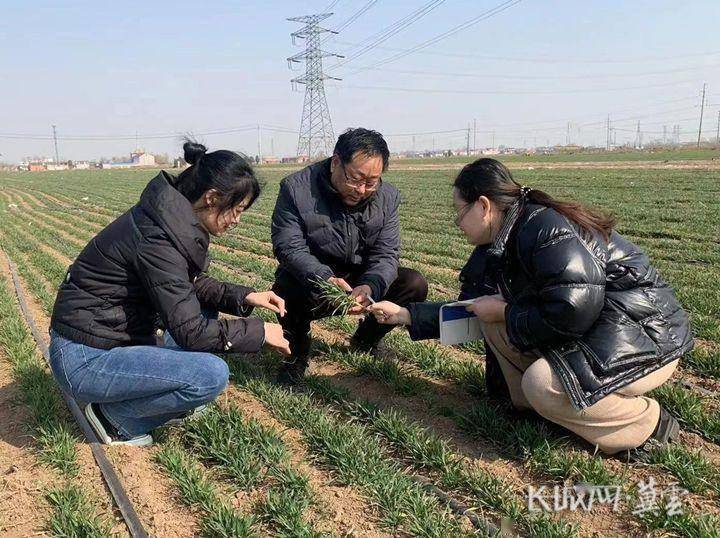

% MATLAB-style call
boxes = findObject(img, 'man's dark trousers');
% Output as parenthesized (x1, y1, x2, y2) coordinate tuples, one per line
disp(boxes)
(273, 268, 428, 359)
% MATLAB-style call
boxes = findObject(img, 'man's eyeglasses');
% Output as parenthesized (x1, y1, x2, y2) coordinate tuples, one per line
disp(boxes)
(342, 163, 381, 192)
(454, 203, 473, 227)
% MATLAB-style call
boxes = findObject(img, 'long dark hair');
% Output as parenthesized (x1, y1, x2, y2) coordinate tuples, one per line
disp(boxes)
(175, 139, 261, 213)
(453, 158, 616, 240)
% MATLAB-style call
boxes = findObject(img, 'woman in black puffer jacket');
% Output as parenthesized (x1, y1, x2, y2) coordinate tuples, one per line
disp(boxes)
(369, 158, 693, 456)
(49, 141, 291, 447)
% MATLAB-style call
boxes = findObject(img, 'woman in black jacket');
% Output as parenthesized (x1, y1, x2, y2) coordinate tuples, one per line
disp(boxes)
(369, 158, 693, 457)
(49, 142, 290, 446)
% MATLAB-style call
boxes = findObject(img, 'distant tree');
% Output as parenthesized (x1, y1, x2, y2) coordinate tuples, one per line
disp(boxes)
(154, 153, 170, 165)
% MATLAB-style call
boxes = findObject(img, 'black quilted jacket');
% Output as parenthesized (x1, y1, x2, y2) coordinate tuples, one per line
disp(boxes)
(409, 202, 693, 409)
(271, 158, 401, 301)
(51, 171, 265, 353)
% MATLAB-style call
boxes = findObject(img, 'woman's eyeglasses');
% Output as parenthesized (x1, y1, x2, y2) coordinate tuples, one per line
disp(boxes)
(454, 203, 473, 227)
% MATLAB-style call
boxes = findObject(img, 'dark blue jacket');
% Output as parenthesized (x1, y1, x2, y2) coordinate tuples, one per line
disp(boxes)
(271, 158, 401, 300)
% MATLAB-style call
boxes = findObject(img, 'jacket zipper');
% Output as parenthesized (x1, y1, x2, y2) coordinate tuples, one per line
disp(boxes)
(344, 211, 355, 264)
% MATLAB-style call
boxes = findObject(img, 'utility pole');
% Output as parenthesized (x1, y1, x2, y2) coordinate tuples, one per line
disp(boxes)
(566, 121, 571, 146)
(466, 125, 471, 156)
(716, 110, 720, 144)
(257, 124, 263, 163)
(412, 135, 416, 153)
(697, 82, 707, 148)
(288, 13, 343, 158)
(663, 125, 667, 145)
(492, 130, 496, 150)
(605, 115, 611, 151)
(635, 121, 641, 149)
(52, 124, 59, 164)
(473, 119, 477, 154)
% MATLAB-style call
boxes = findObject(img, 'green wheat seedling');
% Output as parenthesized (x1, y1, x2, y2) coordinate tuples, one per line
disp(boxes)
(310, 276, 359, 316)
(45, 485, 113, 538)
(235, 374, 469, 537)
(303, 375, 578, 538)
(182, 405, 322, 536)
(0, 266, 114, 535)
(154, 441, 258, 537)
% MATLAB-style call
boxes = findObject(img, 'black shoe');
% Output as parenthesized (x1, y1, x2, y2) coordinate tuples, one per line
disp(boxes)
(276, 357, 309, 386)
(349, 335, 380, 358)
(84, 403, 153, 447)
(625, 406, 680, 462)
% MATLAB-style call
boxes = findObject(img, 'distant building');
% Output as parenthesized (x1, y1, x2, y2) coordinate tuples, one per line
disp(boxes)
(46, 163, 69, 171)
(102, 150, 157, 169)
(281, 156, 309, 164)
(132, 151, 156, 166)
(262, 155, 281, 165)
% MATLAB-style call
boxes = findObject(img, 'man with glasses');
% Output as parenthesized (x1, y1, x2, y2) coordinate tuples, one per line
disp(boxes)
(271, 128, 428, 384)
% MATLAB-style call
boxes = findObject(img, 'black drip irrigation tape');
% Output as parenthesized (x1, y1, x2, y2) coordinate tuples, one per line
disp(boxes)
(411, 475, 500, 534)
(6, 254, 148, 538)
(679, 379, 720, 399)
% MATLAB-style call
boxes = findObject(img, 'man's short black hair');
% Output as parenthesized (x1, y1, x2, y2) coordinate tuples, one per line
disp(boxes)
(333, 128, 390, 171)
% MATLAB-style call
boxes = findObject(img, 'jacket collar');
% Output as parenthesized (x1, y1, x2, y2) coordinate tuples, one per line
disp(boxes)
(138, 171, 209, 271)
(488, 199, 526, 260)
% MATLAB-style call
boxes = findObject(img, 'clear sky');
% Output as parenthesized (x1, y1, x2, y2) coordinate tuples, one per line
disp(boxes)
(1, 0, 719, 162)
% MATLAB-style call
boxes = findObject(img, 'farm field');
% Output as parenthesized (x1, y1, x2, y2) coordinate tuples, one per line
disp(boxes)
(0, 161, 719, 537)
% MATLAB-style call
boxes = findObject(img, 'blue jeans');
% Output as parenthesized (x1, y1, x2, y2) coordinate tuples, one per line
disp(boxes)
(48, 327, 229, 438)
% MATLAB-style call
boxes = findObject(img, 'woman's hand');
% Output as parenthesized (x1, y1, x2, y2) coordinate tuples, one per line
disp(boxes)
(245, 291, 286, 317)
(367, 301, 412, 326)
(263, 323, 291, 355)
(465, 294, 507, 323)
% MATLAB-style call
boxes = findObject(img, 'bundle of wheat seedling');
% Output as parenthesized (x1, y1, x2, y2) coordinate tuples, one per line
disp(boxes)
(311, 276, 359, 316)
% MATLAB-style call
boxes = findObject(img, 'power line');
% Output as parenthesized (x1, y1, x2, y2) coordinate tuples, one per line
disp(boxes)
(331, 77, 699, 96)
(334, 40, 720, 65)
(339, 0, 523, 76)
(330, 1, 447, 68)
(347, 62, 720, 81)
(0, 125, 262, 141)
(323, 0, 378, 37)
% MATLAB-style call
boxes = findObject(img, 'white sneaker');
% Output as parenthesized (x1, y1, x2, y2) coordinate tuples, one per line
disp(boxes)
(165, 404, 209, 427)
(84, 403, 154, 447)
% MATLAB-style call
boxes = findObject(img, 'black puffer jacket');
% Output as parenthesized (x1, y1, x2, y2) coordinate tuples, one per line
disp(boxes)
(271, 158, 401, 301)
(409, 202, 693, 409)
(51, 171, 265, 353)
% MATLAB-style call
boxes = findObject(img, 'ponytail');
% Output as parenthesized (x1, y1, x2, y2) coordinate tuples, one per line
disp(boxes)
(175, 138, 261, 213)
(453, 158, 615, 241)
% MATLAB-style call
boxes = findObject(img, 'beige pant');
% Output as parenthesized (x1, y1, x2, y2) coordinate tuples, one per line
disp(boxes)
(482, 322, 679, 454)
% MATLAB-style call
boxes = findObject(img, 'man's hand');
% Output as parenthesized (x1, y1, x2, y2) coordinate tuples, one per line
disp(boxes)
(328, 276, 353, 292)
(465, 294, 507, 323)
(349, 284, 373, 314)
(245, 291, 286, 317)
